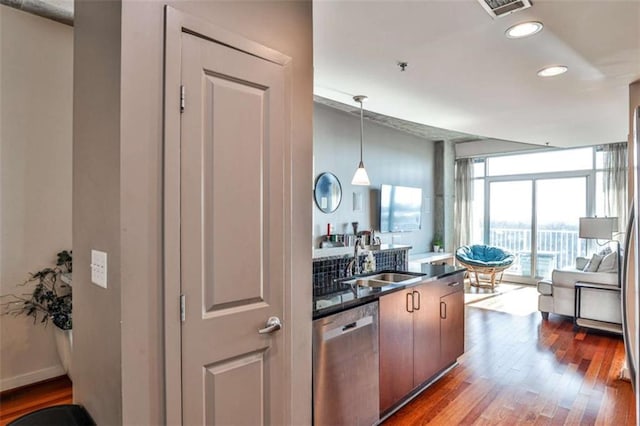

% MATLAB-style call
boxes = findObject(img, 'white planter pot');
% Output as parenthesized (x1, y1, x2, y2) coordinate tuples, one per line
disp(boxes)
(54, 327, 72, 380)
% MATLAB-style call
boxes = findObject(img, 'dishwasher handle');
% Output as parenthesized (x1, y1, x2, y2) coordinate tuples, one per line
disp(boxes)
(323, 315, 374, 341)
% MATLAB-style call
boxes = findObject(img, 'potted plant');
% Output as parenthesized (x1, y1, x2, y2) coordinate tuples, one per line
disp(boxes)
(432, 234, 443, 253)
(1, 250, 73, 374)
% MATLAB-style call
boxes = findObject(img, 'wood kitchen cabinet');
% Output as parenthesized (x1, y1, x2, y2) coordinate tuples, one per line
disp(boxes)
(379, 271, 465, 414)
(379, 288, 415, 412)
(412, 284, 441, 386)
(439, 283, 465, 369)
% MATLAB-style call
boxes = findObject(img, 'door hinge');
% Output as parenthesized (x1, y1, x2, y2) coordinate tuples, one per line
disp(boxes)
(180, 294, 186, 322)
(180, 85, 185, 113)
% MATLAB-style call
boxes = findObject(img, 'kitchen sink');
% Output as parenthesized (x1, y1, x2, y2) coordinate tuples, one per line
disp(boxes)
(348, 279, 391, 288)
(343, 271, 423, 290)
(367, 272, 417, 283)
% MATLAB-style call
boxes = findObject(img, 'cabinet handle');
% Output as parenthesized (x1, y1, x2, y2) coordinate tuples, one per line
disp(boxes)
(413, 290, 420, 310)
(440, 301, 446, 319)
(406, 292, 414, 313)
(448, 281, 461, 287)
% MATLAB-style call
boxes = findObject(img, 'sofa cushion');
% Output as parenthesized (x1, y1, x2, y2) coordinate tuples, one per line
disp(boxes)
(597, 251, 618, 273)
(583, 253, 603, 272)
(551, 268, 618, 288)
(455, 245, 515, 267)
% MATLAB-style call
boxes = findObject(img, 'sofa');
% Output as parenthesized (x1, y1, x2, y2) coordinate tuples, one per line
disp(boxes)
(537, 251, 621, 324)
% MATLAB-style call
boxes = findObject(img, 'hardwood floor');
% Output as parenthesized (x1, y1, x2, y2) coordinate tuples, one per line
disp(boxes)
(384, 285, 637, 425)
(0, 286, 635, 425)
(0, 375, 72, 426)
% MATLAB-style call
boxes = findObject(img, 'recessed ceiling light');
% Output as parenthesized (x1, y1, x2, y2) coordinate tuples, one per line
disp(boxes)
(537, 65, 568, 77)
(505, 21, 543, 39)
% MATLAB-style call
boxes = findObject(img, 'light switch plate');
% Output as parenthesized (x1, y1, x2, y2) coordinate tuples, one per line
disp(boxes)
(353, 192, 362, 211)
(91, 250, 107, 288)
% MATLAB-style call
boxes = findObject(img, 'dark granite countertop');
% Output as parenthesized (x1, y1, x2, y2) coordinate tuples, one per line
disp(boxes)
(313, 264, 466, 320)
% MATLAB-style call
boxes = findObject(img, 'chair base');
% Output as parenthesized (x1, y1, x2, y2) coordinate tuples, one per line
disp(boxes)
(459, 261, 510, 291)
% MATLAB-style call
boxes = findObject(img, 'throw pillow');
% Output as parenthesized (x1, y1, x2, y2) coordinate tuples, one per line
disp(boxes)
(597, 251, 618, 273)
(583, 253, 604, 272)
(575, 256, 589, 270)
(598, 246, 613, 256)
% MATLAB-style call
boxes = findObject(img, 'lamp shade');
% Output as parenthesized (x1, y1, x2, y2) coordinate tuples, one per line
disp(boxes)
(578, 217, 618, 239)
(351, 161, 370, 186)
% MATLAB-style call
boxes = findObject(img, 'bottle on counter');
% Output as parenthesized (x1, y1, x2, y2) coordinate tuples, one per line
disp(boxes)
(363, 251, 376, 273)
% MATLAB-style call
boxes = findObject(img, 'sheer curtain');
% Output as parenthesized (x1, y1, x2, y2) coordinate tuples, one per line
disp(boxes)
(454, 158, 474, 249)
(602, 142, 627, 233)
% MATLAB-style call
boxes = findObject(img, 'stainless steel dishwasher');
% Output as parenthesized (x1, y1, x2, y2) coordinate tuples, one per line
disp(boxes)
(313, 301, 379, 426)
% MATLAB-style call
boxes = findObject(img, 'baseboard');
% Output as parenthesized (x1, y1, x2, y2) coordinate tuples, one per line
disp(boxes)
(620, 365, 632, 382)
(0, 364, 65, 392)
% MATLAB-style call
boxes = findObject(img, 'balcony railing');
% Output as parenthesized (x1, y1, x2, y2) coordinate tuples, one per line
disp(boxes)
(489, 227, 586, 278)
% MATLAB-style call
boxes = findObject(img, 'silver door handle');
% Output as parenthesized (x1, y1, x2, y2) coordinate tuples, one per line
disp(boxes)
(258, 316, 282, 334)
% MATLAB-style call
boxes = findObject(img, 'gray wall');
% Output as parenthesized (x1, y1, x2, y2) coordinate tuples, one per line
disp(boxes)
(314, 103, 435, 253)
(0, 5, 72, 390)
(73, 2, 312, 425)
(73, 1, 122, 423)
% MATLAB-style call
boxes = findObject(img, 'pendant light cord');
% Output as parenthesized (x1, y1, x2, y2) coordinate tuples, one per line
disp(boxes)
(359, 99, 364, 164)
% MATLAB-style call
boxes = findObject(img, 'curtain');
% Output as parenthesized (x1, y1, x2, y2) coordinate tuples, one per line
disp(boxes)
(454, 158, 474, 249)
(602, 142, 627, 234)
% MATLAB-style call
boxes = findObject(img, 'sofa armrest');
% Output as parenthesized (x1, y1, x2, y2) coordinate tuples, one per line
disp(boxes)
(551, 268, 618, 288)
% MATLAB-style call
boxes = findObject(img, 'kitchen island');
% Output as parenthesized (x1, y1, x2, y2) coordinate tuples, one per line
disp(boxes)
(312, 264, 466, 424)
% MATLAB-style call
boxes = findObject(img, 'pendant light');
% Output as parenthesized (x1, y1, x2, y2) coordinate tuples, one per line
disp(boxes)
(352, 95, 370, 186)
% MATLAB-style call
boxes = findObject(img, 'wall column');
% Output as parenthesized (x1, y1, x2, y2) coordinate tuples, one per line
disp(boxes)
(434, 140, 456, 252)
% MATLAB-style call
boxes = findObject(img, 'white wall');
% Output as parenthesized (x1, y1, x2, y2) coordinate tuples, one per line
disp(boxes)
(0, 5, 72, 391)
(314, 103, 435, 253)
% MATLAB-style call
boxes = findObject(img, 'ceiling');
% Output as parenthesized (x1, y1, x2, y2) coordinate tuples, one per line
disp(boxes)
(7, 0, 639, 148)
(314, 0, 640, 148)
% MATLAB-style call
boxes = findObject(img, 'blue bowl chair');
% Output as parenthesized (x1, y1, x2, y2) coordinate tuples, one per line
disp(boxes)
(455, 245, 515, 290)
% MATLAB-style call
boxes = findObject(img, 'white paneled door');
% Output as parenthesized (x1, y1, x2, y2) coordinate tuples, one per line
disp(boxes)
(179, 31, 288, 425)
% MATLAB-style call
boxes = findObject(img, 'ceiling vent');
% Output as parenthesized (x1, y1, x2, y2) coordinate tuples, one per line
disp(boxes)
(477, 0, 532, 18)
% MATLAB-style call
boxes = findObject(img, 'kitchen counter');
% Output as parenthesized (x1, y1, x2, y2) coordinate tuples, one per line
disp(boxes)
(313, 263, 466, 319)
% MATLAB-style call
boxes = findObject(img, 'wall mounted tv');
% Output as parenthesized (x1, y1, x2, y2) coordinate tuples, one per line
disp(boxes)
(379, 184, 423, 233)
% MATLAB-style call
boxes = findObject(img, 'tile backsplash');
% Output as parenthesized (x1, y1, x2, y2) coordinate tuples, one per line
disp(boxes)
(312, 248, 408, 293)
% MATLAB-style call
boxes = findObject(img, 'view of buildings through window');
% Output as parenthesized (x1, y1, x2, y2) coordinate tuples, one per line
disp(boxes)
(469, 147, 618, 281)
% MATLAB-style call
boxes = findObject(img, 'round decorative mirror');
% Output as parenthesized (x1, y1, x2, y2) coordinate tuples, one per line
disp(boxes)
(314, 172, 342, 213)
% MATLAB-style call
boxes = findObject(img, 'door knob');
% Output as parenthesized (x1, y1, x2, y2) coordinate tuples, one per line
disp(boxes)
(258, 316, 282, 334)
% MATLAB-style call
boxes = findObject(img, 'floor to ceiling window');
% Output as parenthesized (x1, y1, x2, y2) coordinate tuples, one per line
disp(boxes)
(534, 177, 587, 276)
(470, 147, 611, 283)
(488, 180, 532, 276)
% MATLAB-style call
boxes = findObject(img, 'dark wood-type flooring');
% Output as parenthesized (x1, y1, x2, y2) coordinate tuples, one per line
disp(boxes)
(0, 375, 72, 426)
(385, 285, 637, 425)
(0, 286, 635, 425)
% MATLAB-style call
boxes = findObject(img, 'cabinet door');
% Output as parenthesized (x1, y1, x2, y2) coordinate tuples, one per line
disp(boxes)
(412, 283, 441, 386)
(440, 289, 464, 367)
(379, 290, 414, 413)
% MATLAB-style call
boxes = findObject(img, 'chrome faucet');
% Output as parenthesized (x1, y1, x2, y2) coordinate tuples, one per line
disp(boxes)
(346, 237, 364, 277)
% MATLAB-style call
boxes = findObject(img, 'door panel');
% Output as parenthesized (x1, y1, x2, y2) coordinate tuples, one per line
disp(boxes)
(204, 351, 266, 425)
(203, 70, 267, 312)
(180, 31, 286, 425)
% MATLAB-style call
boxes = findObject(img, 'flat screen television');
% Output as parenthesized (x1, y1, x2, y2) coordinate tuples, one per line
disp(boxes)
(379, 184, 423, 232)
